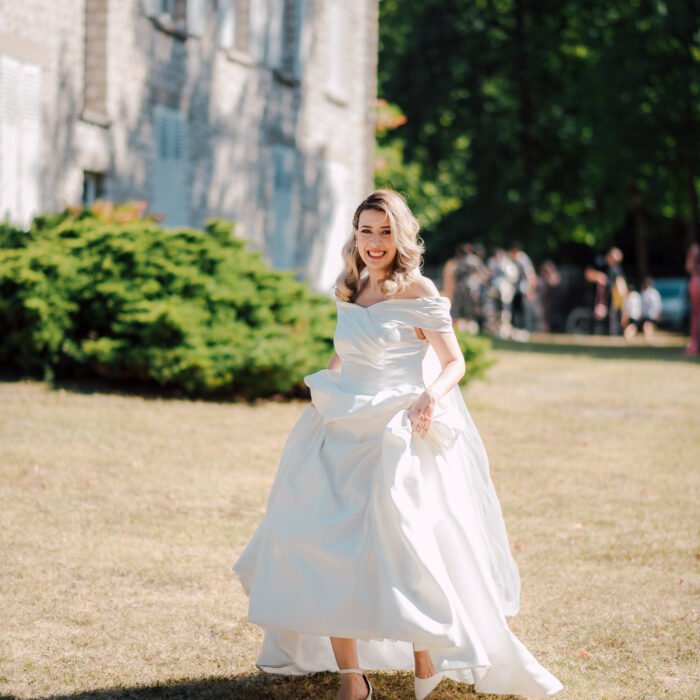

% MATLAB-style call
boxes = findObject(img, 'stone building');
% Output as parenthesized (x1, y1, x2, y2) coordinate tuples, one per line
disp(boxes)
(0, 0, 378, 290)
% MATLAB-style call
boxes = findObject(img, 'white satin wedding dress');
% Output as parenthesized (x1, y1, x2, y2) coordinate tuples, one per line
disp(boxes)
(234, 296, 562, 697)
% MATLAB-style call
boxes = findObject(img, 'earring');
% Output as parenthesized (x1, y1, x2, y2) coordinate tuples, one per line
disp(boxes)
(354, 240, 358, 248)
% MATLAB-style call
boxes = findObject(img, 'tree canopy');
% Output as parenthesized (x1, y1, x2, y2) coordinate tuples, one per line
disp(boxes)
(376, 0, 700, 277)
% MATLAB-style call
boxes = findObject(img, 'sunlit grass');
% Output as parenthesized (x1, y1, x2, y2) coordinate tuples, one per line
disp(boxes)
(1, 344, 698, 699)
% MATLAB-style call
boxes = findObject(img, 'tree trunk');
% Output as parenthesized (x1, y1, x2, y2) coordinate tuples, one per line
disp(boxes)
(628, 183, 649, 282)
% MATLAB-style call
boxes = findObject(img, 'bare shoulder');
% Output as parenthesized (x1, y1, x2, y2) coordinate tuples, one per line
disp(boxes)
(397, 275, 440, 300)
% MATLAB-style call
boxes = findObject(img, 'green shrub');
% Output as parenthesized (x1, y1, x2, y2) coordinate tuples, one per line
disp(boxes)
(455, 331, 495, 385)
(0, 207, 336, 397)
(0, 205, 492, 398)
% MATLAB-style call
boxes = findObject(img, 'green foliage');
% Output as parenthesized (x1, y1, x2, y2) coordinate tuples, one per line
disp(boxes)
(374, 99, 462, 233)
(378, 0, 700, 269)
(455, 331, 494, 385)
(375, 135, 462, 233)
(0, 209, 337, 398)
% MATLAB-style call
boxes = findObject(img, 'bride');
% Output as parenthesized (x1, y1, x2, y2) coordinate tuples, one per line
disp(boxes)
(234, 190, 562, 699)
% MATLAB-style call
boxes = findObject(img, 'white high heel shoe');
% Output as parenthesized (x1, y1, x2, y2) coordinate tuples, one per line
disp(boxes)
(339, 668, 372, 700)
(414, 671, 444, 700)
(413, 646, 444, 700)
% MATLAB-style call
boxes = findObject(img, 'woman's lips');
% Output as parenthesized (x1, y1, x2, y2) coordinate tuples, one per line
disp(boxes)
(367, 250, 386, 259)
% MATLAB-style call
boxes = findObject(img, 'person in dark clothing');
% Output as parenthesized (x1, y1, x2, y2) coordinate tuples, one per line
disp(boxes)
(536, 260, 563, 332)
(507, 242, 537, 338)
(443, 244, 488, 332)
(584, 247, 628, 335)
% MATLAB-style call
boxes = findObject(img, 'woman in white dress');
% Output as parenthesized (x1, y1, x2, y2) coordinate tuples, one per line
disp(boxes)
(234, 190, 563, 699)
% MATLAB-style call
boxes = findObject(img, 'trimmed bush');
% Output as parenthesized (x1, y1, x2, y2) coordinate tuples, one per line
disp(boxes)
(0, 206, 336, 398)
(0, 204, 492, 398)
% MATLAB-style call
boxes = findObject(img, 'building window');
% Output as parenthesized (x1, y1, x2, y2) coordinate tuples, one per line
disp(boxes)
(144, 0, 186, 25)
(267, 144, 297, 269)
(278, 0, 308, 81)
(217, 0, 255, 53)
(151, 105, 188, 227)
(142, 0, 208, 38)
(217, 0, 307, 79)
(249, 0, 269, 62)
(0, 54, 41, 229)
(83, 0, 109, 122)
(82, 171, 105, 206)
(267, 0, 301, 81)
(187, 0, 208, 37)
(216, 0, 236, 50)
(215, 1, 264, 62)
(215, 0, 271, 63)
(325, 0, 350, 103)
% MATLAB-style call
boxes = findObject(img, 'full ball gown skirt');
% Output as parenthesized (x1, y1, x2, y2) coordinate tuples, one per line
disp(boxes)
(234, 296, 563, 697)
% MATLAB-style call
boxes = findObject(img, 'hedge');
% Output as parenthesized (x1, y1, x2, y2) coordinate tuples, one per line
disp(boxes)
(0, 203, 491, 399)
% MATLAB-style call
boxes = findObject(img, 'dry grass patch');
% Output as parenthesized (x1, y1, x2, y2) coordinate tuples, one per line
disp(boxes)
(1, 344, 698, 699)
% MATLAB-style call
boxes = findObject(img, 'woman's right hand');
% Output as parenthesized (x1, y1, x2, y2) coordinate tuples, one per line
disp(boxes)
(408, 389, 437, 439)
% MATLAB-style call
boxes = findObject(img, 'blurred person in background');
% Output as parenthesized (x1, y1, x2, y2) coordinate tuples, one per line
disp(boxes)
(640, 277, 662, 342)
(585, 247, 628, 335)
(508, 242, 537, 341)
(536, 260, 563, 332)
(468, 244, 490, 332)
(484, 248, 519, 338)
(442, 244, 488, 334)
(685, 242, 700, 356)
(444, 244, 474, 331)
(621, 286, 642, 341)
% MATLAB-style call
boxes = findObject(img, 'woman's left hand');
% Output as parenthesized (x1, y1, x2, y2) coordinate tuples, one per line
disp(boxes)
(408, 390, 437, 439)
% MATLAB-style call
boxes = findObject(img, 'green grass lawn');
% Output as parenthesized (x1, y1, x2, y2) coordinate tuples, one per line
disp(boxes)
(1, 343, 698, 699)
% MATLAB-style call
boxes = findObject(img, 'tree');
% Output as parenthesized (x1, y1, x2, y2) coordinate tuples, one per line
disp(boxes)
(378, 0, 700, 276)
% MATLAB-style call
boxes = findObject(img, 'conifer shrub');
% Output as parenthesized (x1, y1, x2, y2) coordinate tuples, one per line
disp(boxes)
(0, 203, 491, 398)
(0, 205, 336, 398)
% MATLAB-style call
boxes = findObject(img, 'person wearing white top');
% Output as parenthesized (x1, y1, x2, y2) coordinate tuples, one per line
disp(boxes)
(641, 277, 663, 340)
(622, 289, 643, 340)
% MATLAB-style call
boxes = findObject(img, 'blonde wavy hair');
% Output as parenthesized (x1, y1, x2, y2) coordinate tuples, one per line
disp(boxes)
(335, 190, 424, 302)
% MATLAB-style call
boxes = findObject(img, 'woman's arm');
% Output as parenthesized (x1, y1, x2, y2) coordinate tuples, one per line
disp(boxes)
(423, 329, 465, 397)
(408, 329, 465, 439)
(327, 352, 341, 371)
(585, 267, 607, 285)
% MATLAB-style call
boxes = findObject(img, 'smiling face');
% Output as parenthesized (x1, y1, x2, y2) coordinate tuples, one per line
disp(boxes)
(355, 208, 397, 274)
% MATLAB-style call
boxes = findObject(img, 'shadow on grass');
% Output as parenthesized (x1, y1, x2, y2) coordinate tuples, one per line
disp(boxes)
(25, 671, 517, 700)
(0, 370, 309, 405)
(490, 334, 698, 363)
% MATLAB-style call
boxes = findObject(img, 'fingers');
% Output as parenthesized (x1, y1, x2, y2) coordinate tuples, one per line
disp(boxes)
(410, 412, 431, 438)
(408, 393, 435, 439)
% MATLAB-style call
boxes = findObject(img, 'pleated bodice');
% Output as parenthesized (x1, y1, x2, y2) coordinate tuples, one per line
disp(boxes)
(334, 297, 452, 394)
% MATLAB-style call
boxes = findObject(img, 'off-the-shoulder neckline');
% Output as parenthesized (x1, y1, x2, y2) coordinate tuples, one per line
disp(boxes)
(337, 295, 446, 310)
